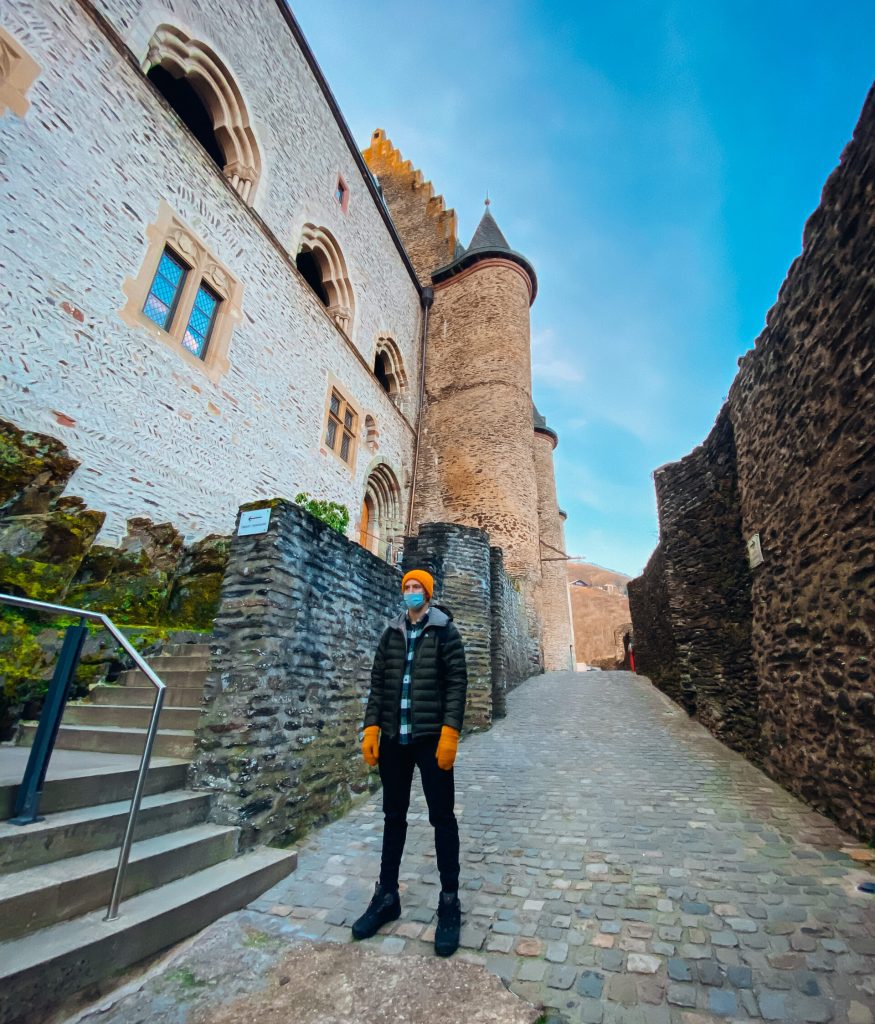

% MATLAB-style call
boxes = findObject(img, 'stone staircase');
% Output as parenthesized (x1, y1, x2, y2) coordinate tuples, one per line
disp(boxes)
(0, 642, 296, 1024)
(19, 641, 211, 759)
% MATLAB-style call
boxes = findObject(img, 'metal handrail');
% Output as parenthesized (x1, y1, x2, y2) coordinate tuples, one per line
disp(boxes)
(0, 592, 166, 921)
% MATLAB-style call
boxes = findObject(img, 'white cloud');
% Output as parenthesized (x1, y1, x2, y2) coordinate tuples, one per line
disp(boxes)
(531, 327, 584, 387)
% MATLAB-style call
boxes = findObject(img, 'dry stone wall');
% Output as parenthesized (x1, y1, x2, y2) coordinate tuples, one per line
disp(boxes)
(191, 506, 538, 845)
(630, 87, 875, 839)
(627, 545, 678, 699)
(3, 0, 419, 547)
(489, 546, 539, 719)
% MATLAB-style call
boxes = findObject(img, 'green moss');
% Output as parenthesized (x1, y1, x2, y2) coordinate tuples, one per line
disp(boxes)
(166, 968, 207, 990)
(166, 573, 224, 630)
(241, 929, 282, 950)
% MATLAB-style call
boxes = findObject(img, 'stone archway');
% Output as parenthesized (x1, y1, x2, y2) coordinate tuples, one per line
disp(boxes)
(373, 335, 408, 410)
(143, 24, 261, 203)
(359, 460, 403, 564)
(297, 224, 355, 336)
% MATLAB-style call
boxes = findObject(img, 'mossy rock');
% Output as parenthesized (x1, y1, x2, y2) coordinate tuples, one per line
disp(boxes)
(68, 571, 174, 625)
(0, 419, 79, 516)
(166, 572, 224, 630)
(0, 508, 105, 602)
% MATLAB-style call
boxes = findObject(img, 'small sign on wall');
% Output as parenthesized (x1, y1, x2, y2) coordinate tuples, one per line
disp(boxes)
(746, 532, 764, 569)
(238, 507, 272, 536)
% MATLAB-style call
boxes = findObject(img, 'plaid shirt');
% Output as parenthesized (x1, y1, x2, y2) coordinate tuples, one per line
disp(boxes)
(399, 612, 428, 745)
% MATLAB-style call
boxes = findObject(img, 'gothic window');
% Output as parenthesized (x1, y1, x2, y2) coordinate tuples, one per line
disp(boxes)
(121, 201, 243, 382)
(296, 224, 355, 336)
(335, 175, 349, 212)
(142, 25, 261, 204)
(373, 336, 408, 408)
(324, 387, 358, 467)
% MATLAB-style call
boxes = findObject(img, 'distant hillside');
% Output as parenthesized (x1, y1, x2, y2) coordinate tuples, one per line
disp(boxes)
(566, 561, 632, 667)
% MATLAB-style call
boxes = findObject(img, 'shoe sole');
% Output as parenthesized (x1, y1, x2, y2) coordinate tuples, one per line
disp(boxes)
(350, 906, 401, 941)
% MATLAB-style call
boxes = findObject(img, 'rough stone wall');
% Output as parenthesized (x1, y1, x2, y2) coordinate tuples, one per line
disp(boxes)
(727, 87, 875, 837)
(652, 409, 758, 755)
(190, 499, 401, 847)
(630, 87, 875, 838)
(401, 522, 494, 731)
(362, 130, 458, 285)
(627, 545, 679, 698)
(2, 1, 419, 546)
(489, 546, 538, 719)
(532, 431, 574, 670)
(413, 264, 541, 608)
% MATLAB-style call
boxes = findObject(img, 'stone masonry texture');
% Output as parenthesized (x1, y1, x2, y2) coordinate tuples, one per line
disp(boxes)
(362, 129, 458, 286)
(533, 430, 575, 671)
(234, 670, 875, 1024)
(490, 545, 539, 719)
(190, 498, 402, 847)
(413, 263, 542, 631)
(2, 0, 420, 546)
(630, 86, 875, 840)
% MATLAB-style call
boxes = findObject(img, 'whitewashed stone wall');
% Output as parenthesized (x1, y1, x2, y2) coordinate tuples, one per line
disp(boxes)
(0, 0, 421, 543)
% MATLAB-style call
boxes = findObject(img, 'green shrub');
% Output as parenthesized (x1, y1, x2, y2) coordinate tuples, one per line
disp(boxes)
(294, 492, 350, 535)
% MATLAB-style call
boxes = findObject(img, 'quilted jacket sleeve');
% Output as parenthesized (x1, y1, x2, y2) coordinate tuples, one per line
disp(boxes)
(440, 623, 468, 732)
(364, 628, 388, 728)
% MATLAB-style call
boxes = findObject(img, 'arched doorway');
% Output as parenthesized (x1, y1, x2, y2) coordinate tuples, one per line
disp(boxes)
(359, 461, 402, 563)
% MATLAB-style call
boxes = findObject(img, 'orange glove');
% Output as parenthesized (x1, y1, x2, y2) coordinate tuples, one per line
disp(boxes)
(436, 726, 460, 770)
(362, 726, 380, 767)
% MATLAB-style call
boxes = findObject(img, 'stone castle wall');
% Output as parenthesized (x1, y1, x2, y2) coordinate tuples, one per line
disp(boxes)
(490, 546, 542, 719)
(3, 0, 420, 547)
(630, 87, 875, 838)
(362, 130, 457, 285)
(192, 502, 536, 845)
(533, 431, 574, 671)
(649, 408, 758, 757)
(627, 545, 678, 697)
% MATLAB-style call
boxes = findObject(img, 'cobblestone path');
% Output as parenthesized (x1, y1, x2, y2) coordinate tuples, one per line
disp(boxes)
(254, 671, 875, 1024)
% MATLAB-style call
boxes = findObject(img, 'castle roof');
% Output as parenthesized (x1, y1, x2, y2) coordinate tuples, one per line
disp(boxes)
(533, 403, 559, 448)
(467, 207, 511, 252)
(432, 202, 538, 303)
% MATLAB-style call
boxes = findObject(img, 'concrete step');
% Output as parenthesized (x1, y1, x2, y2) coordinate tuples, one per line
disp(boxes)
(64, 703, 201, 731)
(19, 722, 195, 759)
(138, 653, 211, 672)
(0, 789, 211, 872)
(0, 756, 188, 820)
(89, 684, 204, 708)
(0, 846, 296, 1024)
(116, 666, 208, 688)
(0, 822, 238, 942)
(161, 643, 211, 658)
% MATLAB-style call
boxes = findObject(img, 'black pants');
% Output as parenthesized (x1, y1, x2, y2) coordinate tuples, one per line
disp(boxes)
(378, 734, 459, 893)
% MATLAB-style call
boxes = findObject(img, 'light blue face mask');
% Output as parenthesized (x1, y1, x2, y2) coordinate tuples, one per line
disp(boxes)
(403, 593, 426, 610)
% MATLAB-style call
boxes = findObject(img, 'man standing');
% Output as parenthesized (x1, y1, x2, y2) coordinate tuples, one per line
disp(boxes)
(352, 569, 468, 957)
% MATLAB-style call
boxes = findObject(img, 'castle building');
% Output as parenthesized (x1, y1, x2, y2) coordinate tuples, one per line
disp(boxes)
(1, 0, 574, 669)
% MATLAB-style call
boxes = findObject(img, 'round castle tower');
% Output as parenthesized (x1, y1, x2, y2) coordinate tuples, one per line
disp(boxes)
(412, 205, 542, 603)
(533, 406, 576, 670)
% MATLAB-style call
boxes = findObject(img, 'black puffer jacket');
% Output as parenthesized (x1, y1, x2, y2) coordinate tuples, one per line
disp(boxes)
(364, 605, 468, 740)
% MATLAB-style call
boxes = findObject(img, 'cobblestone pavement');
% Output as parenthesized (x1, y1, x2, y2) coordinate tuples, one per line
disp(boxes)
(253, 671, 875, 1024)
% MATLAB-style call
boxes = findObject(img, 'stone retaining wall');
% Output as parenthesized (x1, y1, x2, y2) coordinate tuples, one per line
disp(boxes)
(630, 87, 875, 839)
(627, 544, 679, 703)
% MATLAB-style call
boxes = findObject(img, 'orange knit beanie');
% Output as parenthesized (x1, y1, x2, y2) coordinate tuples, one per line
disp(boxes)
(402, 569, 434, 599)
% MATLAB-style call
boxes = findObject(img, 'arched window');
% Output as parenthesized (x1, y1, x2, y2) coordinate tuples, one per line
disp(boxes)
(143, 25, 261, 203)
(296, 224, 355, 336)
(359, 461, 402, 563)
(373, 335, 408, 408)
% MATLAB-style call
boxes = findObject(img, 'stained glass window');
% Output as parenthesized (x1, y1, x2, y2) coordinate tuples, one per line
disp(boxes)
(182, 284, 219, 359)
(143, 249, 187, 330)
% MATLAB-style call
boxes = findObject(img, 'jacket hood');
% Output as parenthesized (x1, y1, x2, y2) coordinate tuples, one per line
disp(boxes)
(390, 604, 453, 630)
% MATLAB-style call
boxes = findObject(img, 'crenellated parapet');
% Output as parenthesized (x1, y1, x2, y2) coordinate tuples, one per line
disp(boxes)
(362, 129, 458, 285)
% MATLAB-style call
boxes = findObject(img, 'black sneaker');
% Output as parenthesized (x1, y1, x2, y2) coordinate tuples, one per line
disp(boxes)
(351, 882, 401, 940)
(434, 890, 461, 957)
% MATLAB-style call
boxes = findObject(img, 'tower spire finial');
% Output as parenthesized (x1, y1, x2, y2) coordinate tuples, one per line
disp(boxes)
(484, 192, 490, 208)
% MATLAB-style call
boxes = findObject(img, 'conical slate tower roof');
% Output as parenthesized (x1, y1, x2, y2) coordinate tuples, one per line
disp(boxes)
(468, 207, 511, 252)
(432, 200, 538, 303)
(533, 402, 559, 448)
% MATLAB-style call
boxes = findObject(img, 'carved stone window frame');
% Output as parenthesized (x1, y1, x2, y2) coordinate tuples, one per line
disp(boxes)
(320, 376, 360, 473)
(120, 201, 243, 382)
(0, 26, 41, 118)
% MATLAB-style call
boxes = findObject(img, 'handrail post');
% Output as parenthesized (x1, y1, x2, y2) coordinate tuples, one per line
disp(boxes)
(10, 620, 88, 825)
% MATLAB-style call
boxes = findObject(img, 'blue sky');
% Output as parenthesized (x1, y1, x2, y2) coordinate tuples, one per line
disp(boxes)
(293, 1, 874, 577)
